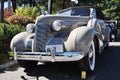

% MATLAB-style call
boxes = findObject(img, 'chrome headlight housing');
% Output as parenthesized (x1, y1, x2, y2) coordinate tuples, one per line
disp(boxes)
(52, 20, 62, 31)
(26, 23, 35, 33)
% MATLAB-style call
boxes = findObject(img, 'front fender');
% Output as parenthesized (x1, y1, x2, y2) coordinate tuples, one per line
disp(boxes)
(10, 32, 34, 51)
(64, 26, 96, 54)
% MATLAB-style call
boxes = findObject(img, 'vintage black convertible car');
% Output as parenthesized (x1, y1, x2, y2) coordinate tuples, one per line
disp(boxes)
(106, 20, 117, 41)
(10, 6, 110, 73)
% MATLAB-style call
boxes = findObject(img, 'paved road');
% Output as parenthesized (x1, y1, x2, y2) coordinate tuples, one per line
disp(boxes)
(0, 37, 120, 80)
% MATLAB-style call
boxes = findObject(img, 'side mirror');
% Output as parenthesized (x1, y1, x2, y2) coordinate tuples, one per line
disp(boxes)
(41, 10, 48, 15)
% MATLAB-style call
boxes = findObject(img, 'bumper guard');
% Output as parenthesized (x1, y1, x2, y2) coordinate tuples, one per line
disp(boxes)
(14, 48, 85, 62)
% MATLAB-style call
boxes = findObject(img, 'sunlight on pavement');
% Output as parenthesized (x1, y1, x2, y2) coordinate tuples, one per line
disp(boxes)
(38, 76, 49, 80)
(109, 42, 120, 46)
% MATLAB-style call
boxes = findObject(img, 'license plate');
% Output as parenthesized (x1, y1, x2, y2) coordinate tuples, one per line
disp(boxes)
(46, 45, 63, 52)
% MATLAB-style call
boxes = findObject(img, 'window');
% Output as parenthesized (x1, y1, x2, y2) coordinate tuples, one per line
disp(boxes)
(71, 8, 90, 16)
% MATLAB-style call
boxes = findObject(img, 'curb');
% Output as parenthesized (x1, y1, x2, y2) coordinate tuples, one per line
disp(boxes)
(0, 60, 18, 70)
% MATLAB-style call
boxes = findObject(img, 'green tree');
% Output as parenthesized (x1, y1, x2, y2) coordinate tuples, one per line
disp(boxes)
(11, 0, 120, 20)
(97, 0, 120, 20)
(15, 7, 40, 19)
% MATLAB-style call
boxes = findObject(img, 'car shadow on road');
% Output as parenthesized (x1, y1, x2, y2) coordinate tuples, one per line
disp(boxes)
(20, 42, 120, 80)
(24, 62, 82, 80)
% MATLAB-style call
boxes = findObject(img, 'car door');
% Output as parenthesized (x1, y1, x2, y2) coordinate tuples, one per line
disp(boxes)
(96, 20, 106, 41)
(98, 20, 110, 43)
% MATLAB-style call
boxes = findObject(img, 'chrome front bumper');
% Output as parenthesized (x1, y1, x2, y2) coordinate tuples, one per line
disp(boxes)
(14, 49, 85, 62)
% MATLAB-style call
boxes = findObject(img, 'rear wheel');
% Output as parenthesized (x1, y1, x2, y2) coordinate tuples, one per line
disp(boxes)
(79, 40, 96, 73)
(17, 60, 38, 69)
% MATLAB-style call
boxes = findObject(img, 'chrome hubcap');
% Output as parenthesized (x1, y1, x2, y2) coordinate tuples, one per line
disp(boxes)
(88, 41, 95, 71)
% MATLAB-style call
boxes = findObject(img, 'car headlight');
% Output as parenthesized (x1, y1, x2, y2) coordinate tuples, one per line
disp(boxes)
(52, 20, 62, 31)
(26, 23, 35, 33)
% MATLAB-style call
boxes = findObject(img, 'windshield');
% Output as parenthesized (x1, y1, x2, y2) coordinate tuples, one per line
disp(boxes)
(58, 8, 90, 16)
(71, 8, 90, 16)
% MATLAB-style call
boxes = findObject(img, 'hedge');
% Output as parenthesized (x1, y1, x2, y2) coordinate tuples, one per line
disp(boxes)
(0, 24, 25, 64)
(6, 15, 34, 27)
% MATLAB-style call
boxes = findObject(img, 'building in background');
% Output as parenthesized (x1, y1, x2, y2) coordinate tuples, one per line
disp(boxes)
(0, 0, 12, 22)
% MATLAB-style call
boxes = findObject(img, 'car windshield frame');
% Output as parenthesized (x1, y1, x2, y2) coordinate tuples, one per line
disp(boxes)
(58, 7, 90, 17)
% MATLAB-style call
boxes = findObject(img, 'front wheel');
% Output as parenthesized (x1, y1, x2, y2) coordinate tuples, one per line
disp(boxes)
(79, 40, 96, 73)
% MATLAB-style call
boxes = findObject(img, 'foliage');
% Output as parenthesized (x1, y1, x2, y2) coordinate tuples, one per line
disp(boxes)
(0, 24, 25, 64)
(8, 52, 14, 57)
(4, 10, 12, 19)
(0, 24, 25, 54)
(37, 0, 120, 20)
(0, 53, 10, 64)
(6, 15, 34, 26)
(4, 6, 13, 19)
(10, 0, 120, 20)
(96, 0, 120, 20)
(6, 7, 40, 26)
(15, 7, 40, 19)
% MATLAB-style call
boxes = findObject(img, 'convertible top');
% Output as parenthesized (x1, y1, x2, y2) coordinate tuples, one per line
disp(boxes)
(58, 6, 102, 13)
(58, 6, 104, 20)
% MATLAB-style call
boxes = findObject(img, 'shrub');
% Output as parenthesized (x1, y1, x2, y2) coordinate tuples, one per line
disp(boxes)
(0, 24, 25, 54)
(0, 24, 25, 63)
(7, 15, 34, 26)
(0, 53, 10, 64)
(15, 7, 40, 19)
(6, 7, 40, 27)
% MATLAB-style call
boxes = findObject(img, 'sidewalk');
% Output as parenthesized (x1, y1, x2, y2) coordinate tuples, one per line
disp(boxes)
(0, 60, 18, 70)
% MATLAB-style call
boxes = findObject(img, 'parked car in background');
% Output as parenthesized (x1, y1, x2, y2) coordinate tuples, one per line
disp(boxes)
(10, 6, 110, 73)
(106, 20, 117, 41)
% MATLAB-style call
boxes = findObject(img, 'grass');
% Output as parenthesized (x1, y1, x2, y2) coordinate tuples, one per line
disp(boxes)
(0, 52, 14, 65)
(0, 53, 11, 65)
(0, 23, 25, 65)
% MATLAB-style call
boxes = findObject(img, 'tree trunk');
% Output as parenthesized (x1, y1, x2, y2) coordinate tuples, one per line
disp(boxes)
(30, 0, 32, 6)
(33, 0, 35, 7)
(8, 0, 11, 12)
(11, 0, 16, 12)
(62, 0, 65, 9)
(0, 0, 4, 23)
